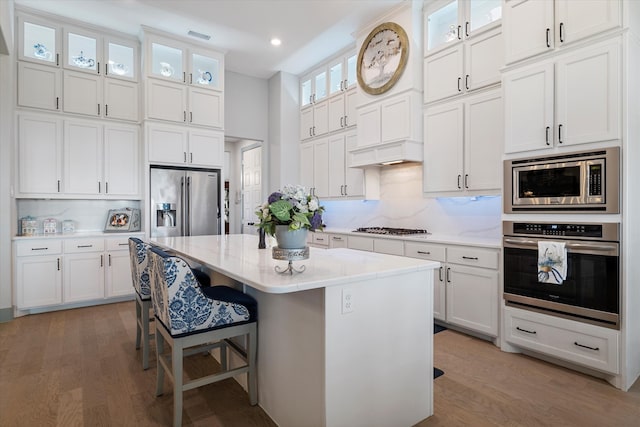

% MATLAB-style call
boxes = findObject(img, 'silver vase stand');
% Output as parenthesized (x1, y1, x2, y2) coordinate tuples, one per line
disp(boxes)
(272, 246, 309, 274)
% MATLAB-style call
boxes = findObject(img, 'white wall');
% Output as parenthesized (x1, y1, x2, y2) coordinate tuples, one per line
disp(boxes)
(0, 0, 15, 320)
(268, 71, 300, 192)
(224, 71, 269, 142)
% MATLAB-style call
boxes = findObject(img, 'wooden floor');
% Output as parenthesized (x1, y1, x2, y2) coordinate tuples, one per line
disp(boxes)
(1, 301, 639, 426)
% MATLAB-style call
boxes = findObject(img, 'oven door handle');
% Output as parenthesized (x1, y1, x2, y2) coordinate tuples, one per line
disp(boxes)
(504, 238, 618, 255)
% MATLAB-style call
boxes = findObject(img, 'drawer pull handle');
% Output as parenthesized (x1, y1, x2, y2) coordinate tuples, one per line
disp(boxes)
(574, 342, 599, 351)
(316, 238, 324, 241)
(462, 256, 478, 260)
(516, 326, 537, 335)
(77, 245, 93, 248)
(438, 266, 443, 282)
(446, 267, 451, 283)
(417, 250, 431, 255)
(31, 247, 48, 251)
(119, 243, 128, 246)
(332, 237, 343, 241)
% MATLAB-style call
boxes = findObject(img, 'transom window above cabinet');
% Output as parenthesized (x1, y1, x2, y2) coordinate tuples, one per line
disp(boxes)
(18, 13, 61, 66)
(425, 0, 502, 54)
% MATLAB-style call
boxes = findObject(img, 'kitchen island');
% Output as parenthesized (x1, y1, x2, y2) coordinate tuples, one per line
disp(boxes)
(150, 234, 439, 427)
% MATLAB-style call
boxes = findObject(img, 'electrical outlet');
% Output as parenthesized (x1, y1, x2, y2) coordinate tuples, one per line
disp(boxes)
(342, 288, 354, 314)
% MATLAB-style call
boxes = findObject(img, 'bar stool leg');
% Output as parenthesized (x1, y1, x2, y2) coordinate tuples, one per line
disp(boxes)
(135, 298, 142, 350)
(141, 300, 150, 370)
(156, 329, 165, 397)
(172, 340, 184, 427)
(248, 325, 258, 406)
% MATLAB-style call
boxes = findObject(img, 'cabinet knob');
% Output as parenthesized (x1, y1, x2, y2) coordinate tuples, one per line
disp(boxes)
(465, 74, 469, 90)
(457, 25, 462, 40)
(559, 22, 565, 43)
(97, 62, 100, 75)
(464, 174, 469, 189)
(344, 115, 348, 126)
(56, 97, 59, 110)
(545, 126, 551, 145)
(97, 103, 100, 115)
(457, 174, 461, 189)
(558, 124, 563, 144)
(457, 77, 462, 92)
(105, 104, 108, 116)
(546, 28, 551, 48)
(465, 22, 469, 38)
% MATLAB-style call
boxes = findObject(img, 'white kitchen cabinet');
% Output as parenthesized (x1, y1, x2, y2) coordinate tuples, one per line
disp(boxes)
(424, 26, 502, 104)
(373, 239, 404, 256)
(404, 241, 498, 336)
(63, 239, 105, 303)
(17, 62, 62, 111)
(355, 92, 422, 147)
(17, 113, 63, 195)
(18, 114, 139, 198)
(105, 237, 134, 297)
(329, 234, 348, 249)
(146, 79, 223, 129)
(17, 12, 61, 67)
(313, 139, 329, 198)
(300, 100, 328, 140)
(328, 88, 356, 133)
(300, 142, 315, 191)
(404, 242, 446, 321)
(504, 306, 619, 374)
(424, 89, 502, 193)
(327, 131, 365, 198)
(146, 34, 223, 90)
(503, 0, 621, 65)
(425, 0, 502, 54)
(504, 39, 620, 153)
(147, 123, 223, 168)
(15, 240, 63, 309)
(328, 50, 357, 96)
(64, 120, 140, 197)
(103, 124, 140, 196)
(300, 66, 328, 108)
(103, 78, 139, 121)
(347, 235, 374, 252)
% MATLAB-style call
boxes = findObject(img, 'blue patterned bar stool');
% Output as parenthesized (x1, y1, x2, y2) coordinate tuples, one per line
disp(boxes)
(148, 247, 258, 427)
(128, 237, 154, 370)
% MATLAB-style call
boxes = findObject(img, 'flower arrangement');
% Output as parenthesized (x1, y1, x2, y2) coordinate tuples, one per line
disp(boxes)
(256, 184, 325, 236)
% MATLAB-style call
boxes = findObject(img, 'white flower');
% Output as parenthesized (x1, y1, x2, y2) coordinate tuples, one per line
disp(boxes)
(296, 202, 309, 213)
(308, 199, 318, 211)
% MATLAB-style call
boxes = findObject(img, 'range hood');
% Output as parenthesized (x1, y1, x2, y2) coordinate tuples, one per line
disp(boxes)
(348, 140, 423, 168)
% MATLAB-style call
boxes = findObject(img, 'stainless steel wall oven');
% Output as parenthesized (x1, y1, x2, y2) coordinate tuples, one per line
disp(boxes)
(503, 221, 620, 329)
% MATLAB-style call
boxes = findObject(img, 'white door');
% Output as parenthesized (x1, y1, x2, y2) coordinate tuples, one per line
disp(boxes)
(16, 256, 62, 309)
(63, 70, 101, 117)
(424, 45, 463, 103)
(241, 145, 262, 235)
(106, 251, 133, 297)
(63, 253, 105, 303)
(503, 0, 554, 64)
(423, 102, 464, 193)
(104, 124, 139, 196)
(104, 78, 139, 121)
(64, 120, 102, 195)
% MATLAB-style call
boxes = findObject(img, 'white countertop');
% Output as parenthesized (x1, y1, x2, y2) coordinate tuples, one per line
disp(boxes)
(150, 234, 440, 294)
(320, 228, 502, 248)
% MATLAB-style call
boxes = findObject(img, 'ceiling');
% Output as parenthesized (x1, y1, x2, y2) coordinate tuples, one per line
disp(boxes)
(15, 0, 407, 79)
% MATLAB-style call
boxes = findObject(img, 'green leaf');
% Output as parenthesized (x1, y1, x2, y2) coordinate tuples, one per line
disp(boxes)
(270, 200, 292, 222)
(292, 212, 311, 227)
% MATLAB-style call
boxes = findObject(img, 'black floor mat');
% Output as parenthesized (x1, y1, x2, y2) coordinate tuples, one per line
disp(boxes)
(434, 367, 444, 379)
(434, 324, 447, 334)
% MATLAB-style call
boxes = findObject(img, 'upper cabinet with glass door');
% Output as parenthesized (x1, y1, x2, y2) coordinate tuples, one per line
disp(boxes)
(63, 26, 138, 81)
(328, 51, 357, 97)
(146, 33, 223, 91)
(18, 13, 62, 67)
(300, 66, 328, 109)
(425, 0, 502, 55)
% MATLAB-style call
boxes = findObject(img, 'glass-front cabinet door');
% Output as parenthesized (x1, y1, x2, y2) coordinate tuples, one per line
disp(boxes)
(466, 0, 502, 35)
(189, 50, 223, 90)
(300, 77, 312, 108)
(426, 0, 460, 53)
(328, 52, 357, 96)
(105, 38, 137, 81)
(150, 41, 185, 82)
(314, 68, 327, 102)
(65, 27, 100, 74)
(18, 14, 61, 66)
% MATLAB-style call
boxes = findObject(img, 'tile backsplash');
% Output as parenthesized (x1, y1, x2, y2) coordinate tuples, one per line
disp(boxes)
(321, 163, 501, 239)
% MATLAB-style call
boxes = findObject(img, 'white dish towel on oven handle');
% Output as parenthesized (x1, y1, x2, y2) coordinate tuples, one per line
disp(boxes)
(538, 241, 567, 285)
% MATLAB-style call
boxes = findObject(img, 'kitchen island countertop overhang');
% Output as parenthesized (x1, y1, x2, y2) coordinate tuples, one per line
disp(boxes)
(149, 234, 440, 427)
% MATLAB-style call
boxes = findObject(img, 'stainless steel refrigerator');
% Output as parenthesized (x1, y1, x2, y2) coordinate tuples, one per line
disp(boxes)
(150, 166, 221, 238)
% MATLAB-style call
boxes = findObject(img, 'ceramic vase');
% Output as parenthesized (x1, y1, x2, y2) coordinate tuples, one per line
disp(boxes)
(275, 225, 308, 249)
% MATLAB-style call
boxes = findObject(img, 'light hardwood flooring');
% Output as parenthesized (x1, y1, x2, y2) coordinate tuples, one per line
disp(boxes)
(1, 301, 639, 426)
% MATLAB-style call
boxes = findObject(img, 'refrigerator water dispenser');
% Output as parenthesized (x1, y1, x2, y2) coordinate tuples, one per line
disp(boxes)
(157, 203, 176, 227)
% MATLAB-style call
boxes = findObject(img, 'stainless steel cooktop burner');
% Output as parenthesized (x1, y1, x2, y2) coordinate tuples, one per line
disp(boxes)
(353, 227, 429, 236)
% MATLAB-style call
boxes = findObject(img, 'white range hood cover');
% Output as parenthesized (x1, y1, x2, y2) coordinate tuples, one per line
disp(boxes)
(348, 139, 423, 168)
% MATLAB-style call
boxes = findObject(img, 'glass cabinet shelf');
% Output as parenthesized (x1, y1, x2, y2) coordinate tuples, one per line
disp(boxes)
(469, 0, 502, 33)
(329, 62, 343, 95)
(427, 1, 459, 51)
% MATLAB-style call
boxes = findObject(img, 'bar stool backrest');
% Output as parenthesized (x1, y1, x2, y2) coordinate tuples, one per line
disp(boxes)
(128, 237, 151, 298)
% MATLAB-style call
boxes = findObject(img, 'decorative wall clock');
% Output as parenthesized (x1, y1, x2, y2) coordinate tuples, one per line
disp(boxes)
(357, 22, 409, 95)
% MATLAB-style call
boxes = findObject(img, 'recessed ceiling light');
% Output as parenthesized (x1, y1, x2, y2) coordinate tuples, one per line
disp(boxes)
(188, 30, 211, 41)
(270, 38, 282, 46)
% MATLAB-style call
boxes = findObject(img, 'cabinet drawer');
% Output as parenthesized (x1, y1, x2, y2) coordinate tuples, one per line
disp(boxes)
(374, 238, 404, 256)
(64, 238, 105, 253)
(106, 237, 133, 251)
(447, 245, 498, 269)
(404, 242, 445, 262)
(312, 233, 330, 247)
(348, 235, 374, 252)
(329, 234, 348, 249)
(15, 240, 63, 256)
(505, 307, 619, 374)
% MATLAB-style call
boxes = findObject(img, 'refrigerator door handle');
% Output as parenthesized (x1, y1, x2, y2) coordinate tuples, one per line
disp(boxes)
(181, 176, 186, 236)
(186, 175, 191, 236)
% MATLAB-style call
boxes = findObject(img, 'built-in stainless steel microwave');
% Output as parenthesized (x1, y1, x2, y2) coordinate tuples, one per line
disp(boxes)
(504, 147, 620, 213)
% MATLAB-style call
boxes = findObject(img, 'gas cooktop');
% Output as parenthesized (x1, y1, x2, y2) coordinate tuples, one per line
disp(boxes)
(353, 227, 429, 236)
